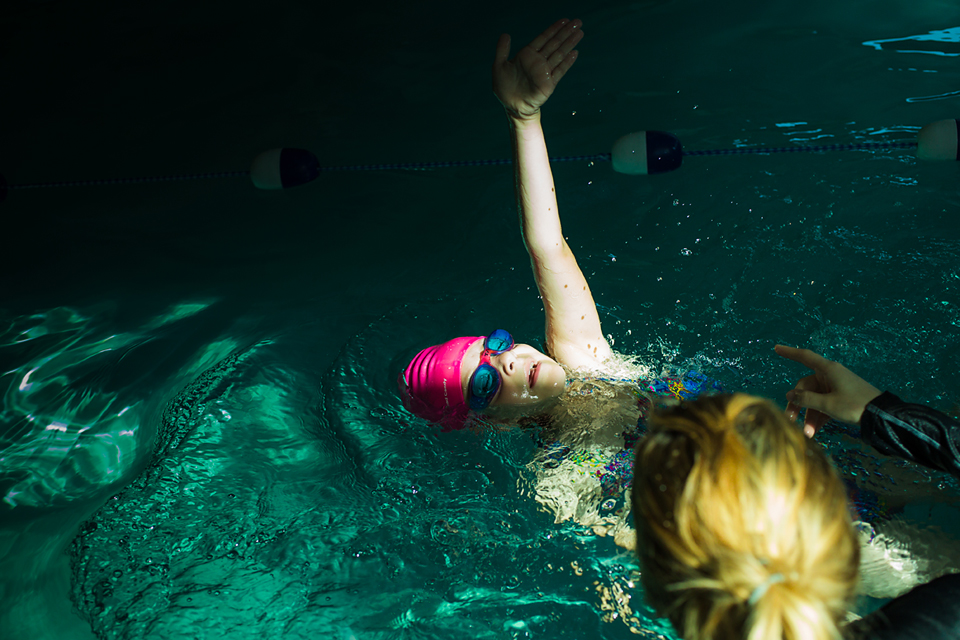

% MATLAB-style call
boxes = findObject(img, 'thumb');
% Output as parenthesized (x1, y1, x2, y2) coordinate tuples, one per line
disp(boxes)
(494, 34, 511, 66)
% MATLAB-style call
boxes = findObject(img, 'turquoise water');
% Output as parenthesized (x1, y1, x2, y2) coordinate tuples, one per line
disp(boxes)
(3, 0, 960, 638)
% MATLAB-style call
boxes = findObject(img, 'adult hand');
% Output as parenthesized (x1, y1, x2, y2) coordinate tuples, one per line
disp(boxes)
(774, 345, 882, 438)
(492, 18, 583, 120)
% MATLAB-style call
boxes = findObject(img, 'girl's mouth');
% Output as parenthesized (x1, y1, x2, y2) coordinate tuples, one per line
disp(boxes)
(529, 361, 539, 388)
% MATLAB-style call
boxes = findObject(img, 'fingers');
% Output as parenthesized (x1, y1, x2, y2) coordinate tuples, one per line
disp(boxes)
(784, 374, 818, 420)
(502, 19, 583, 91)
(494, 33, 511, 67)
(541, 20, 583, 64)
(785, 398, 801, 422)
(785, 387, 812, 410)
(774, 344, 831, 372)
(786, 388, 830, 438)
(786, 386, 832, 419)
(793, 373, 826, 394)
(529, 18, 571, 53)
(776, 344, 881, 426)
(803, 408, 830, 438)
(551, 49, 579, 83)
(784, 371, 832, 435)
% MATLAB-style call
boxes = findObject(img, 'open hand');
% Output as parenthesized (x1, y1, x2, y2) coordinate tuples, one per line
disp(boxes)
(492, 18, 584, 120)
(774, 345, 882, 437)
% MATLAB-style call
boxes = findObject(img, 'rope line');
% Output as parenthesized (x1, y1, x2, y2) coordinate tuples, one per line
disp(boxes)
(683, 141, 918, 156)
(3, 141, 918, 189)
(319, 153, 613, 172)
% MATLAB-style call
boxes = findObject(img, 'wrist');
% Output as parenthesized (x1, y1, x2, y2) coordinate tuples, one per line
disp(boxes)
(854, 387, 882, 424)
(506, 109, 542, 126)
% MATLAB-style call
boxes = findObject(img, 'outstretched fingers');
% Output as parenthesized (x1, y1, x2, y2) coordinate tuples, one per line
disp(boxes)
(492, 19, 584, 119)
(541, 21, 583, 64)
(774, 344, 830, 373)
(550, 49, 579, 83)
(529, 18, 571, 53)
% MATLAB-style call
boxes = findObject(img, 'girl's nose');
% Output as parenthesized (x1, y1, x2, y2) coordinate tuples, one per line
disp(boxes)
(497, 349, 517, 373)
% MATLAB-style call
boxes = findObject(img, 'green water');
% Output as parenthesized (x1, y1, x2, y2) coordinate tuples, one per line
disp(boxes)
(2, 0, 960, 638)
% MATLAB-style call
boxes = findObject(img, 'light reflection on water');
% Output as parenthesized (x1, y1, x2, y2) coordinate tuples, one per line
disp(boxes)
(0, 302, 220, 508)
(863, 27, 960, 57)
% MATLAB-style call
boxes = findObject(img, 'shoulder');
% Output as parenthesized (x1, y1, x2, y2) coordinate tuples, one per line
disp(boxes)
(845, 574, 960, 639)
(548, 336, 614, 372)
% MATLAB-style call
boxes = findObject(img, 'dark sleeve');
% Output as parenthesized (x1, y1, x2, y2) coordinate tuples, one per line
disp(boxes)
(845, 573, 960, 639)
(859, 391, 960, 479)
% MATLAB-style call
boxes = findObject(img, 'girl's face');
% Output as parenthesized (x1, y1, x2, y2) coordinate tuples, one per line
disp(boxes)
(459, 338, 566, 412)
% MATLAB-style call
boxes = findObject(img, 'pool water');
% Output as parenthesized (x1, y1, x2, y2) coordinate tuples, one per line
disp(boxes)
(3, 0, 960, 638)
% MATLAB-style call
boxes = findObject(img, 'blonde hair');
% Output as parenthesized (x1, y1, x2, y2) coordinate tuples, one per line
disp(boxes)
(632, 394, 859, 640)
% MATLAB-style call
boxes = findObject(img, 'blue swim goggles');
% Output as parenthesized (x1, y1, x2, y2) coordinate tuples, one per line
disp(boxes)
(467, 329, 515, 410)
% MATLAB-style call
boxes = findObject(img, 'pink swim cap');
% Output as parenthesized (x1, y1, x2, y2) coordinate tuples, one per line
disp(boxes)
(400, 336, 482, 430)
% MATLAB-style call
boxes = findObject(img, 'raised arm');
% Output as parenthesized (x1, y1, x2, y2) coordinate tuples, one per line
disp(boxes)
(492, 19, 613, 369)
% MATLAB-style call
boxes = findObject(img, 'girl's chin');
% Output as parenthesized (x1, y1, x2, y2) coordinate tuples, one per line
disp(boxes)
(531, 362, 564, 392)
(484, 394, 561, 418)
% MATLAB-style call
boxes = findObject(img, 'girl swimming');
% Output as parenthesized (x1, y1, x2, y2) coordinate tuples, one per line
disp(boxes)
(398, 18, 627, 431)
(395, 18, 666, 542)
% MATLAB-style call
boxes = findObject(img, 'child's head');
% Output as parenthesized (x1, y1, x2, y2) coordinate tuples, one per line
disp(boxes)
(631, 393, 859, 640)
(399, 331, 566, 429)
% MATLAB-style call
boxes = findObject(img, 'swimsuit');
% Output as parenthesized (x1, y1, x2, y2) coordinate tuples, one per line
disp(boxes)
(542, 369, 724, 498)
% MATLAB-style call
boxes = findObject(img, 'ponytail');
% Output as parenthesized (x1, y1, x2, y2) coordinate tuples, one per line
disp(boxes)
(632, 394, 859, 640)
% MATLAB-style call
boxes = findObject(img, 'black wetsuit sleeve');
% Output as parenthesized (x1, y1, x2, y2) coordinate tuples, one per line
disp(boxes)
(859, 391, 960, 479)
(844, 573, 960, 639)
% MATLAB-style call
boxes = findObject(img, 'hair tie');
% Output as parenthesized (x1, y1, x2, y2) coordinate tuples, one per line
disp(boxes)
(748, 573, 786, 605)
